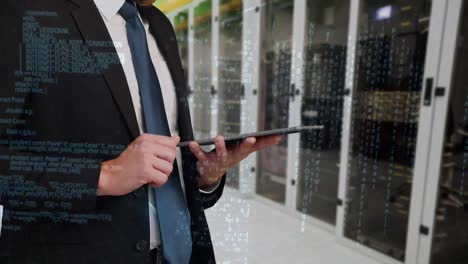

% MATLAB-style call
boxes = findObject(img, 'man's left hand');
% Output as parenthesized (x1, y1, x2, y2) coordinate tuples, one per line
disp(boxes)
(189, 135, 282, 189)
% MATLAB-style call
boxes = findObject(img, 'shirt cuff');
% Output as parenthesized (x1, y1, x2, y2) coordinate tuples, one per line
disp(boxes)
(199, 178, 222, 194)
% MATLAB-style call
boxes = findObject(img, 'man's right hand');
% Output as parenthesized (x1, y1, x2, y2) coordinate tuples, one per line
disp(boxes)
(97, 134, 180, 196)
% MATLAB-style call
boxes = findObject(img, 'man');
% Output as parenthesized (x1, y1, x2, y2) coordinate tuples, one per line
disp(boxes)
(0, 0, 280, 263)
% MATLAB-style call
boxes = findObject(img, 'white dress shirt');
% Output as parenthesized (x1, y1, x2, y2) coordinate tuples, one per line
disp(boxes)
(93, 0, 219, 250)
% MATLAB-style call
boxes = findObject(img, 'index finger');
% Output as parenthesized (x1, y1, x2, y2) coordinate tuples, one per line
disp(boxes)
(189, 141, 209, 161)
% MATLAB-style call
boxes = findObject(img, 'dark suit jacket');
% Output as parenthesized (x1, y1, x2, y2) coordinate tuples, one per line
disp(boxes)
(0, 1, 224, 263)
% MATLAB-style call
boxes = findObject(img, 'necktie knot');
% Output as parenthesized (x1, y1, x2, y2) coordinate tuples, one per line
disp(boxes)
(119, 0, 139, 21)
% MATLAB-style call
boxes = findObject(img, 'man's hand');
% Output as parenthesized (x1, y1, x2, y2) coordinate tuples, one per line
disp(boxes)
(189, 135, 282, 189)
(97, 134, 180, 196)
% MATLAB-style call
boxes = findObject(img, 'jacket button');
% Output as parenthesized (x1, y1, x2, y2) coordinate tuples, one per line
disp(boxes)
(135, 240, 148, 252)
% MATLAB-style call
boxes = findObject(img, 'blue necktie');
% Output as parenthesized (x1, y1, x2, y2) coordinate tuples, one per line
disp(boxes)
(119, 1, 192, 263)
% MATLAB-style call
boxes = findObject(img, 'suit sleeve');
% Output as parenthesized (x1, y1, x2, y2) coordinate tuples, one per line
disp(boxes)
(182, 139, 226, 209)
(194, 157, 227, 209)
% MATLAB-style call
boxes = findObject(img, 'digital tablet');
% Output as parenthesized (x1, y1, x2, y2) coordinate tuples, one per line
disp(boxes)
(177, 125, 324, 147)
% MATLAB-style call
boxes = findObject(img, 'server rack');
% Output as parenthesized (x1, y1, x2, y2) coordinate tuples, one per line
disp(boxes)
(254, 0, 294, 205)
(238, 0, 262, 194)
(191, 0, 217, 140)
(335, 0, 458, 263)
(416, 1, 467, 263)
(294, 0, 350, 227)
(164, 0, 467, 262)
(216, 0, 244, 189)
(284, 0, 307, 213)
(246, 0, 351, 233)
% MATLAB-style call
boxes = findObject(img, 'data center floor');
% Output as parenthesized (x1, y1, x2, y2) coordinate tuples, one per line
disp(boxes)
(205, 187, 382, 264)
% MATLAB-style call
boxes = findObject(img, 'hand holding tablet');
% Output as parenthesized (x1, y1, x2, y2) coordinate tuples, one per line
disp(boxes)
(177, 125, 324, 147)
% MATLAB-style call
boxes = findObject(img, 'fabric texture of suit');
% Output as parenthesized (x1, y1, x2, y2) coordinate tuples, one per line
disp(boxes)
(0, 1, 224, 263)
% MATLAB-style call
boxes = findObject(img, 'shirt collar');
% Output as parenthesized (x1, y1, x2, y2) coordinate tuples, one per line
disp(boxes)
(94, 0, 127, 21)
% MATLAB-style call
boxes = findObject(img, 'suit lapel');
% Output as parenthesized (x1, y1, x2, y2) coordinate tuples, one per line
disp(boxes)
(139, 6, 195, 142)
(69, 0, 140, 139)
(138, 6, 186, 96)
